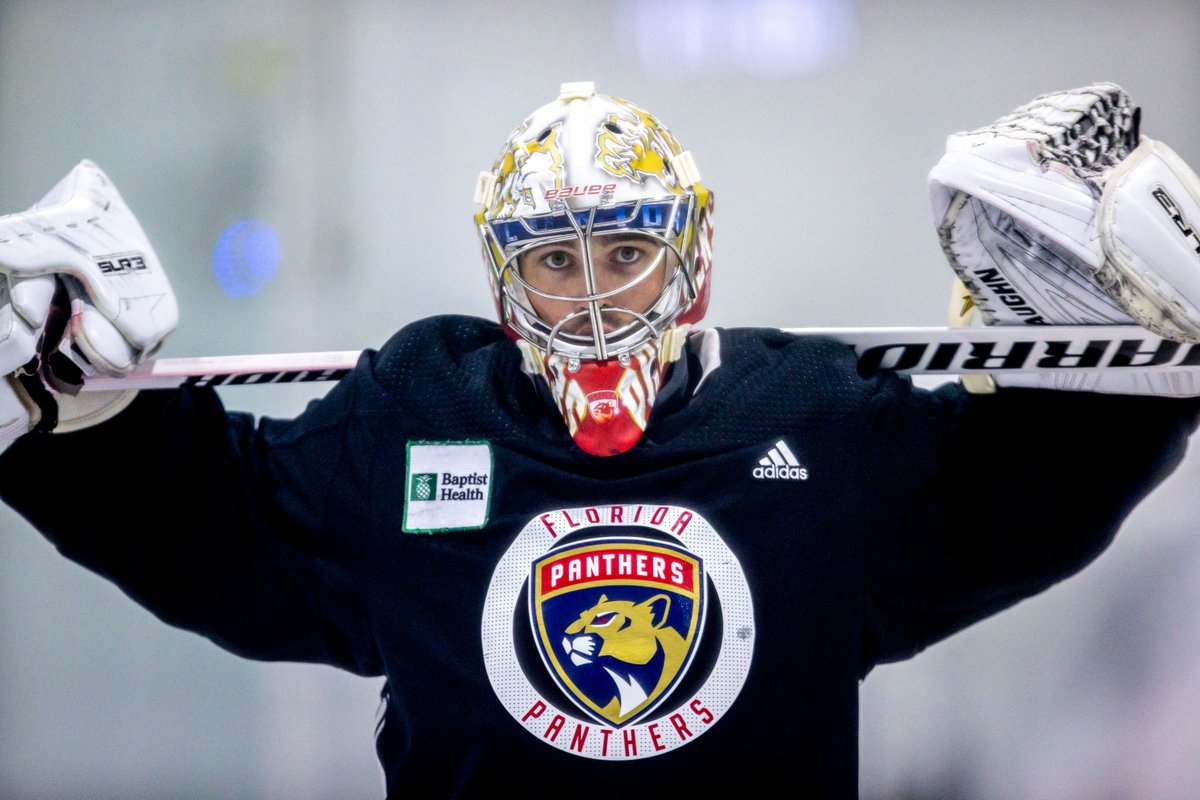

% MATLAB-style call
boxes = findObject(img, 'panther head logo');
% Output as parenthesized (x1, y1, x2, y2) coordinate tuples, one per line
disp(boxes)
(561, 593, 688, 724)
(530, 538, 704, 727)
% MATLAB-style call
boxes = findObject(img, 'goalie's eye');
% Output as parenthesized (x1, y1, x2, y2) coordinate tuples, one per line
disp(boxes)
(539, 249, 575, 271)
(613, 245, 641, 264)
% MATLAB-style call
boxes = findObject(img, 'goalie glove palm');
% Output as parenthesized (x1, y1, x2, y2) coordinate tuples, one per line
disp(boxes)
(929, 83, 1200, 395)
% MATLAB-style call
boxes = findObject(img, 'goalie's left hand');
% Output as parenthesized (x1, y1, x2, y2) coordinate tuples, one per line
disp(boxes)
(929, 82, 1200, 340)
(928, 82, 1200, 395)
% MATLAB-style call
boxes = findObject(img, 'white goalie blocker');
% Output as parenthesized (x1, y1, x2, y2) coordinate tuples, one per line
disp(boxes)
(0, 159, 178, 440)
(927, 82, 1200, 395)
(0, 159, 178, 376)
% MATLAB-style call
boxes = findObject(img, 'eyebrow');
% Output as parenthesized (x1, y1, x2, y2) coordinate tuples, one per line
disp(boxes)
(593, 233, 652, 245)
(524, 233, 650, 253)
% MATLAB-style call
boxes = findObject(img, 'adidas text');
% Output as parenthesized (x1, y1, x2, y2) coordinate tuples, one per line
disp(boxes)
(753, 440, 808, 481)
(753, 464, 808, 480)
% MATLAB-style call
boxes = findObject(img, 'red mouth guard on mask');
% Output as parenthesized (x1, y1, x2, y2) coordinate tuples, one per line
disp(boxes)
(518, 334, 687, 457)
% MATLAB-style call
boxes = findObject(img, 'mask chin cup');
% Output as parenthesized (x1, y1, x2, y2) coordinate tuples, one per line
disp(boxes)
(517, 328, 689, 456)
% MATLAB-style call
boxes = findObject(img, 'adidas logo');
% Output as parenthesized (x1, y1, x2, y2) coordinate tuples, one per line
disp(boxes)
(752, 439, 808, 481)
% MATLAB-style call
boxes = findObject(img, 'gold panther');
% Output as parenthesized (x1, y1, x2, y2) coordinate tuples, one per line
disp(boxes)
(563, 593, 689, 723)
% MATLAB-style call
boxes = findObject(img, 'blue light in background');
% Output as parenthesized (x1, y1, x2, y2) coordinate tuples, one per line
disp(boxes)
(212, 219, 280, 298)
(622, 0, 858, 78)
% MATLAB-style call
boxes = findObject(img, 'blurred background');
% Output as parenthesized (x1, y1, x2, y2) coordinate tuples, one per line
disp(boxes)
(1, 1, 1198, 798)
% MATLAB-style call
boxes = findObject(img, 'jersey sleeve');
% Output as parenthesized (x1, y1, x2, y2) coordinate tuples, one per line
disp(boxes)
(0, 367, 384, 677)
(859, 379, 1200, 672)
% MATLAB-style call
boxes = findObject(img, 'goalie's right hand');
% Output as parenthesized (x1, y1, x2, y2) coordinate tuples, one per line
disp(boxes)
(0, 160, 178, 452)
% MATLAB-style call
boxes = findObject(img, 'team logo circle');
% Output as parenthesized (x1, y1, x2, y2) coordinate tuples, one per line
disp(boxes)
(481, 504, 754, 760)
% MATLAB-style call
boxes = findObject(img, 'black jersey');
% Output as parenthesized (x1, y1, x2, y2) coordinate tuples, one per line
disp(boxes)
(3, 314, 1198, 798)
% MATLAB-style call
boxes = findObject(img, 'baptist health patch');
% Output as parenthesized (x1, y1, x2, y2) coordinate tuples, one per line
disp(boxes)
(403, 441, 493, 533)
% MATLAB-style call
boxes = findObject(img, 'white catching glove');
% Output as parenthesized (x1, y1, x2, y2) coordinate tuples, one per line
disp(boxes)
(0, 159, 178, 451)
(928, 82, 1200, 395)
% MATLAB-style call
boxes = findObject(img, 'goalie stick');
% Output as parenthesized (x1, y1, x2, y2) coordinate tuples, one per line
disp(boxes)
(76, 324, 1200, 392)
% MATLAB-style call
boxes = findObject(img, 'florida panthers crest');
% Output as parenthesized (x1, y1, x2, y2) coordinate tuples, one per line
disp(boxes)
(532, 539, 703, 727)
(482, 504, 754, 760)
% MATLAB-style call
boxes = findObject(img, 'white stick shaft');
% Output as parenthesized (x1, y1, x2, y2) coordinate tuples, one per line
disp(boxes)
(81, 350, 363, 391)
(78, 325, 1200, 392)
(783, 324, 1200, 374)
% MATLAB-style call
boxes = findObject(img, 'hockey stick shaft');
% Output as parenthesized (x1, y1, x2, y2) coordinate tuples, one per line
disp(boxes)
(78, 325, 1200, 392)
(81, 350, 363, 391)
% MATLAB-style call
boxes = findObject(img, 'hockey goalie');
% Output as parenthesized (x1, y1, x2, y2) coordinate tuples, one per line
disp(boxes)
(0, 81, 1198, 798)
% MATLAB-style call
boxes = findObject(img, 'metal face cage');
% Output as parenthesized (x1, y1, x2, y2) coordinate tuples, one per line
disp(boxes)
(483, 195, 697, 361)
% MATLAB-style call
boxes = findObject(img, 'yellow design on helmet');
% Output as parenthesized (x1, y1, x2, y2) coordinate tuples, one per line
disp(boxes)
(594, 102, 683, 191)
(494, 123, 565, 218)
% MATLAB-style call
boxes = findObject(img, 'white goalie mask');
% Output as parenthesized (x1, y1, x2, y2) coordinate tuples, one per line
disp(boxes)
(473, 82, 714, 457)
